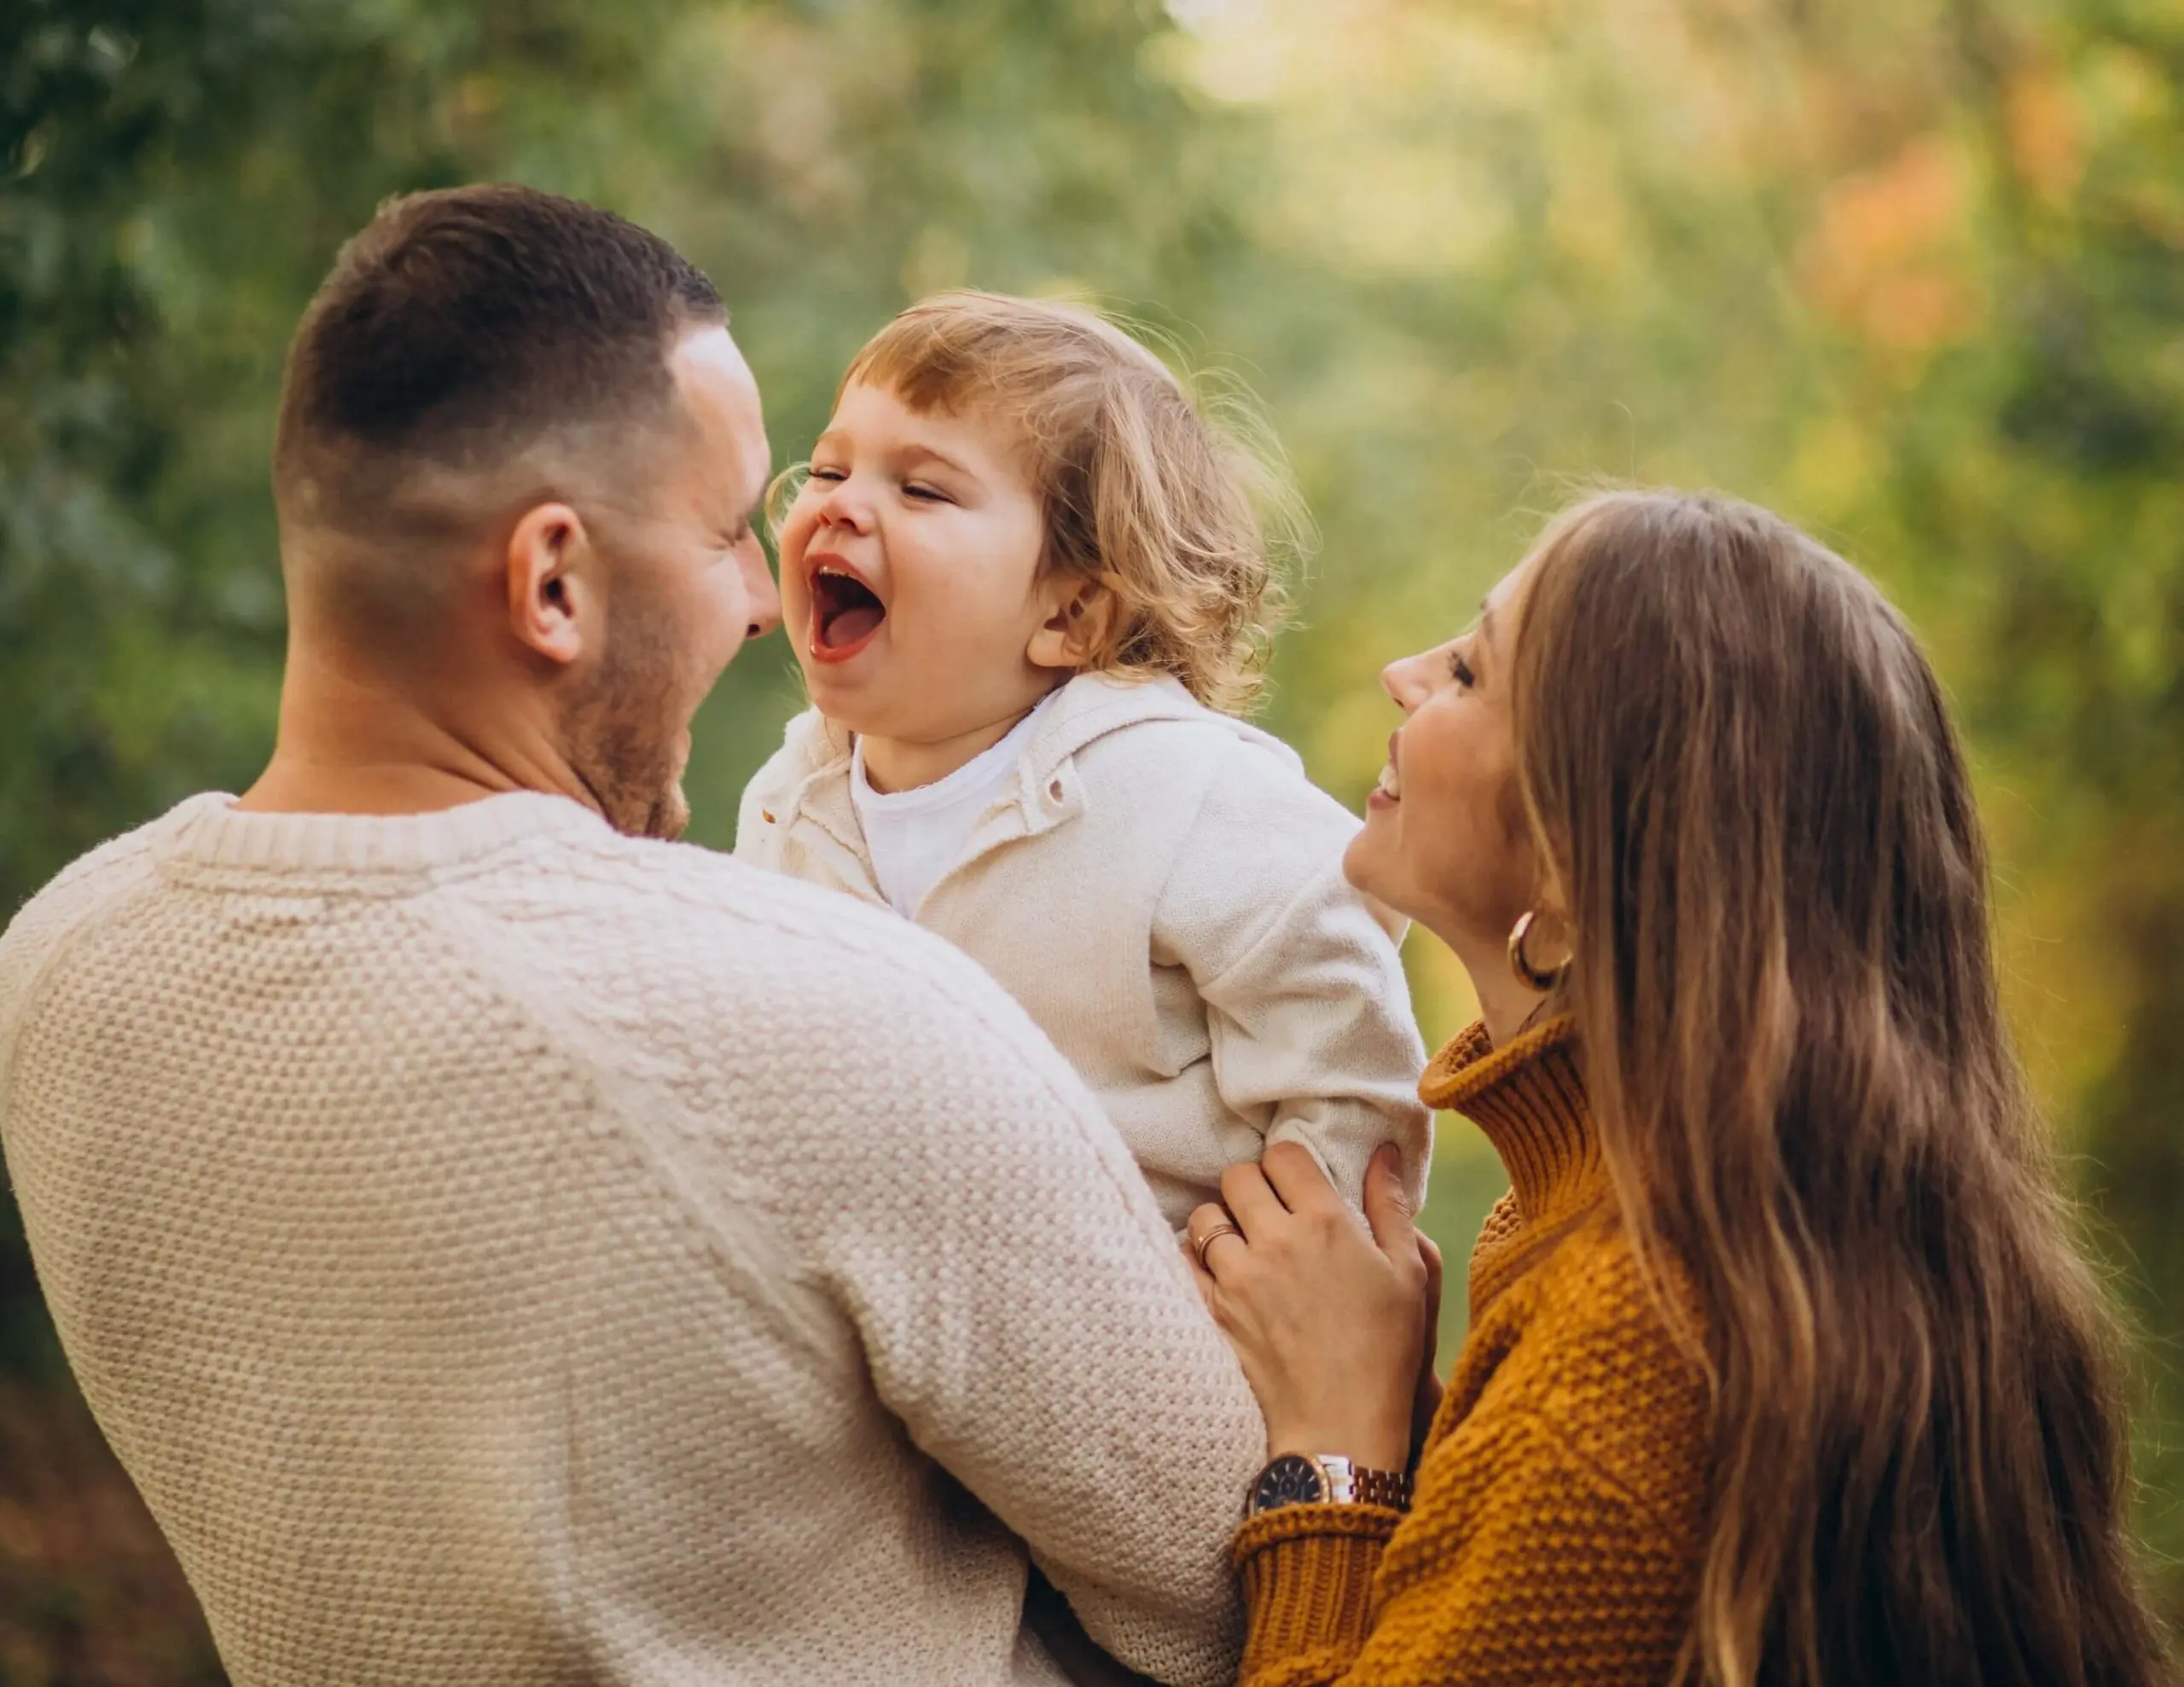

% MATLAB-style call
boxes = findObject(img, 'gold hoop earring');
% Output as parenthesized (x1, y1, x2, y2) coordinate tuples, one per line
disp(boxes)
(1507, 909, 1570, 993)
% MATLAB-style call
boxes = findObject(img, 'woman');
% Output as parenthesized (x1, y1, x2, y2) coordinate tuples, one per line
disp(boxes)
(1186, 490, 2171, 1685)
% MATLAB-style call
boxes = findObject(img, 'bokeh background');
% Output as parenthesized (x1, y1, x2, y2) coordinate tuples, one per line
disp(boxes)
(3, 0, 2180, 1676)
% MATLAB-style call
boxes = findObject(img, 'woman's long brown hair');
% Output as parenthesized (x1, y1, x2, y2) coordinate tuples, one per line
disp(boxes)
(1509, 490, 2171, 1686)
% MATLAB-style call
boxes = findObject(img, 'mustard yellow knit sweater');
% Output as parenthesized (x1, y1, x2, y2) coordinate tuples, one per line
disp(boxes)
(1230, 1017, 1711, 1685)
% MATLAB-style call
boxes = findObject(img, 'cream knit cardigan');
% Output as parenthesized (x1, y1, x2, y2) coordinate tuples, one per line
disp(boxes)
(737, 673, 1433, 1227)
(0, 792, 1266, 1686)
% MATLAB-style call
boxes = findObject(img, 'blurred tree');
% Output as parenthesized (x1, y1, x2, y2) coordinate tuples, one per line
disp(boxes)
(0, 0, 1268, 1359)
(0, 0, 704, 1669)
(2, 0, 2180, 1667)
(0, 0, 1275, 1671)
(1211, 0, 2184, 1612)
(1885, 0, 2184, 1602)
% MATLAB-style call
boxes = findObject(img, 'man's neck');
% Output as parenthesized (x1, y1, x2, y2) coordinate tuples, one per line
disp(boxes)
(236, 645, 600, 821)
(237, 752, 514, 818)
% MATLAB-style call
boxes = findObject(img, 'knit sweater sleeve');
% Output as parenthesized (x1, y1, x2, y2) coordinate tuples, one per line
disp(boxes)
(1232, 1412, 1691, 1686)
(791, 929, 1268, 1687)
(1150, 746, 1432, 1211)
(1229, 1245, 1710, 1686)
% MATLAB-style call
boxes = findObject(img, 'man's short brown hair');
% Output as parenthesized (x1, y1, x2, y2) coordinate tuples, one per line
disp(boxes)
(273, 183, 724, 534)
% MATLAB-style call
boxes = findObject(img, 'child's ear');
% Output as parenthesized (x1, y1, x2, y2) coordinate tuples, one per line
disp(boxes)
(1026, 572, 1122, 671)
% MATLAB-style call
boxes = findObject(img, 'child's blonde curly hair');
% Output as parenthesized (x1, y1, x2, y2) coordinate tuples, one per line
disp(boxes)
(827, 290, 1305, 716)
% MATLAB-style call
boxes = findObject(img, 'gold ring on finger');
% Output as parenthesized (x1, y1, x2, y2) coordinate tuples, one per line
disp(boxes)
(1193, 1220, 1242, 1272)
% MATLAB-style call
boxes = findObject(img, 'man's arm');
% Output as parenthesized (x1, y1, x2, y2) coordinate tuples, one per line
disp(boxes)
(807, 947, 1267, 1687)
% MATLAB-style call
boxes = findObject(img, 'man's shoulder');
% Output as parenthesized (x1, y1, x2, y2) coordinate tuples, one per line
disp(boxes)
(483, 826, 1077, 1093)
(522, 826, 918, 959)
(0, 799, 211, 1027)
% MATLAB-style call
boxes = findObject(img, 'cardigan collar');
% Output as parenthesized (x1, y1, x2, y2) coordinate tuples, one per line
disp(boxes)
(765, 670, 1305, 868)
(1420, 1014, 1603, 1223)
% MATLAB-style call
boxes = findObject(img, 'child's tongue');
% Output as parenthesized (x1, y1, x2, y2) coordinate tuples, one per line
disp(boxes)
(814, 570, 886, 649)
(823, 603, 885, 648)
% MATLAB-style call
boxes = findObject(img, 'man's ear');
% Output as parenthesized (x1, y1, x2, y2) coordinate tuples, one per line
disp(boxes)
(1026, 572, 1122, 671)
(505, 501, 593, 666)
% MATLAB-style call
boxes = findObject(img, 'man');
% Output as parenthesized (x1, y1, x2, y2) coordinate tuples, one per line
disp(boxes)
(0, 185, 1264, 1684)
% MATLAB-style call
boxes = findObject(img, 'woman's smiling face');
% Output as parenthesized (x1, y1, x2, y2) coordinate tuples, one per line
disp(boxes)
(1344, 560, 1545, 963)
(775, 380, 1058, 747)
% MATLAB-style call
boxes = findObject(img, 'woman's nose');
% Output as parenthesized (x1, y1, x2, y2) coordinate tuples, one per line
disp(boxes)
(1381, 651, 1432, 712)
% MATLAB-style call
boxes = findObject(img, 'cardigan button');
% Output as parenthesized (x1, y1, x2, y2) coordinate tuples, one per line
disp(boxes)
(1047, 780, 1064, 803)
(761, 810, 776, 825)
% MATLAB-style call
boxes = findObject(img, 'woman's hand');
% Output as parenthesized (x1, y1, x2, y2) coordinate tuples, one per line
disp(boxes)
(1188, 1142, 1436, 1475)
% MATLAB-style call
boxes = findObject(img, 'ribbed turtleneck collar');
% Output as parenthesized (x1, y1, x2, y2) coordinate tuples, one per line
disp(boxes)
(1419, 1014, 1601, 1223)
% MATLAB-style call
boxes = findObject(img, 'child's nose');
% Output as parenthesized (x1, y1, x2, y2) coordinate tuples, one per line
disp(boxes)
(816, 476, 875, 533)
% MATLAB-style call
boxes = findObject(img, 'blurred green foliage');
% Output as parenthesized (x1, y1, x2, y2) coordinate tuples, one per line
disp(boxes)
(2, 0, 2179, 1672)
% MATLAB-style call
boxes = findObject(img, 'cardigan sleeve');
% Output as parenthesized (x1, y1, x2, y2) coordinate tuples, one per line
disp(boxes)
(1150, 746, 1432, 1212)
(1232, 1232, 1711, 1687)
(1229, 1504, 1401, 1684)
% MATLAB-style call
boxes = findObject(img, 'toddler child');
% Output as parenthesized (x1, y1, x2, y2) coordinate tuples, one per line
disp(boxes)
(736, 291, 1430, 1226)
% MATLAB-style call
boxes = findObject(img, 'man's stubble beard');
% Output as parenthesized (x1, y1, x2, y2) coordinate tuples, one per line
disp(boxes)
(562, 584, 693, 843)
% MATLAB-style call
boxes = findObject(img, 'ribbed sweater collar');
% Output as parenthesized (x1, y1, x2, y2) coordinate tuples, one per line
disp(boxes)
(156, 790, 612, 877)
(1419, 1014, 1601, 1223)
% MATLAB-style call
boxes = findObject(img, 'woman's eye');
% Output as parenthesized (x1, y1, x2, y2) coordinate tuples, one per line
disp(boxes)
(808, 466, 846, 484)
(1449, 651, 1476, 687)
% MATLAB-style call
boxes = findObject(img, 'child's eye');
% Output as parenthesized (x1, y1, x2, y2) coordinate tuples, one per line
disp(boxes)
(808, 466, 847, 484)
(903, 482, 951, 504)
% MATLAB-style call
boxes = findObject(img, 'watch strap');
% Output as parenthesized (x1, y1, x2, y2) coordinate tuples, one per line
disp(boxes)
(1316, 1453, 1412, 1511)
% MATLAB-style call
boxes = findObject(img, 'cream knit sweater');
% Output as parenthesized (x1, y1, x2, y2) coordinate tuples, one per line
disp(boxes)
(737, 674, 1432, 1228)
(0, 792, 1267, 1686)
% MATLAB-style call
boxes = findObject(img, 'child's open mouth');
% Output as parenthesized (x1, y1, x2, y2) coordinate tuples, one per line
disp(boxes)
(807, 558, 886, 663)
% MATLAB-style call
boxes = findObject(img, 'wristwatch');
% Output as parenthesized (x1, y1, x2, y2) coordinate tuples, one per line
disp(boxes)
(1246, 1452, 1412, 1516)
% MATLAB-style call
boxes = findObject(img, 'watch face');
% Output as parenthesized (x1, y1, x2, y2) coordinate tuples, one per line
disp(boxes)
(1251, 1454, 1326, 1514)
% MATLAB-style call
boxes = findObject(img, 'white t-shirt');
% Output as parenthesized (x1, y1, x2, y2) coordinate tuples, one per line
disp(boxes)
(851, 692, 1060, 916)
